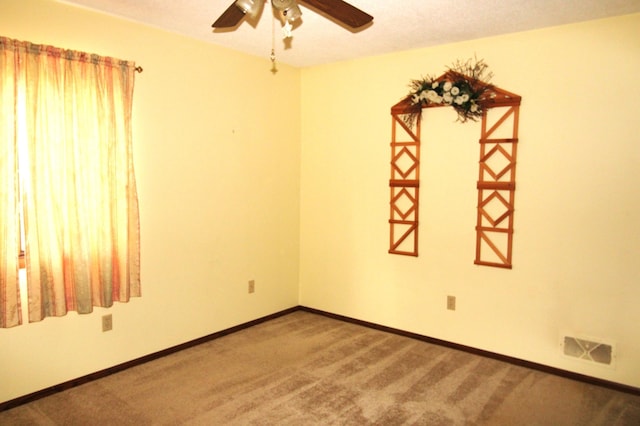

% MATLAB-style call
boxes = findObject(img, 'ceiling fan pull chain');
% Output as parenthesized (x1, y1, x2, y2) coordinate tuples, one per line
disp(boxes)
(270, 7, 278, 74)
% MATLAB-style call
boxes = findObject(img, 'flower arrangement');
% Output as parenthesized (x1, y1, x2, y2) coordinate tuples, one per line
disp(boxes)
(402, 57, 494, 125)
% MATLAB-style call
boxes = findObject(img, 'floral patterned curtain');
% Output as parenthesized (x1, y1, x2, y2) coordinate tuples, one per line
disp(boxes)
(0, 36, 140, 327)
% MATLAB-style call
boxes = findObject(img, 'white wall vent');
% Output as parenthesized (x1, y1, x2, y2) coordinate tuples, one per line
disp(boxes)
(561, 335, 615, 366)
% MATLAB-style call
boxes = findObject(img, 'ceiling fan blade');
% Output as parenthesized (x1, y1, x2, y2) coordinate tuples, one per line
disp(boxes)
(300, 0, 373, 28)
(212, 2, 246, 28)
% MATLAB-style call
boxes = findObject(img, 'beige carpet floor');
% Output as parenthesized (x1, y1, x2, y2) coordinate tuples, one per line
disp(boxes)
(2, 310, 639, 425)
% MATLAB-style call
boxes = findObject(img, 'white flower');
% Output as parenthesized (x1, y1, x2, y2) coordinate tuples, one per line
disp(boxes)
(431, 81, 439, 89)
(426, 90, 443, 103)
(470, 102, 479, 112)
(443, 81, 452, 92)
(419, 90, 429, 101)
(461, 94, 470, 102)
(411, 94, 420, 104)
(442, 93, 453, 104)
(454, 96, 465, 105)
(451, 86, 460, 96)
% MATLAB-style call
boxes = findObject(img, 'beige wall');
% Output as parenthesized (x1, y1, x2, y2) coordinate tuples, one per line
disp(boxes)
(0, 0, 301, 403)
(300, 14, 640, 388)
(1, 0, 639, 405)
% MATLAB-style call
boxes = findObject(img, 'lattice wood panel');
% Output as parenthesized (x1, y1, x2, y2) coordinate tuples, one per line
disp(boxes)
(475, 104, 520, 268)
(389, 107, 421, 256)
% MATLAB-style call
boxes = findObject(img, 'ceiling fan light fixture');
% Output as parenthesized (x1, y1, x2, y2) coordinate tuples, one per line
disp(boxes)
(280, 4, 302, 23)
(282, 3, 302, 23)
(271, 0, 296, 11)
(235, 0, 263, 18)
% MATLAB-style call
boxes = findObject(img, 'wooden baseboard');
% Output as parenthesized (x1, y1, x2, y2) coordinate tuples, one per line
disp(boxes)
(299, 306, 640, 397)
(0, 306, 299, 412)
(3, 305, 637, 412)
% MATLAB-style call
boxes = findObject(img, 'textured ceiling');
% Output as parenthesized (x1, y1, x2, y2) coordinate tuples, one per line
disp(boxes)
(59, 0, 640, 67)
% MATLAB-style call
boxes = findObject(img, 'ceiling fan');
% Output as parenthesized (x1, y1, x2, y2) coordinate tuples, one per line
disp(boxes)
(212, 0, 373, 31)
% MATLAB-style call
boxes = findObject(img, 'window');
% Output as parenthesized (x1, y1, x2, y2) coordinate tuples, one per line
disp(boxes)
(0, 36, 141, 328)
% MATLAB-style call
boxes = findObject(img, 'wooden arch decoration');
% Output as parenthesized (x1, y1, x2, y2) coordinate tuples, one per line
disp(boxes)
(389, 71, 521, 268)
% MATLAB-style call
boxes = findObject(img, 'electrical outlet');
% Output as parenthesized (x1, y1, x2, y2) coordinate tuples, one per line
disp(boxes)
(248, 280, 255, 294)
(102, 314, 113, 332)
(447, 295, 456, 311)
